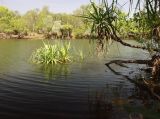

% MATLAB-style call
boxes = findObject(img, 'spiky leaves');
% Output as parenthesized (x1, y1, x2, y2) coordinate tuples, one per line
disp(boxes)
(30, 42, 72, 64)
(81, 0, 118, 39)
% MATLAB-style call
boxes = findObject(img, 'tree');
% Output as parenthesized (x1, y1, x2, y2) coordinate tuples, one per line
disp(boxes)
(23, 9, 39, 32)
(60, 24, 73, 39)
(83, 0, 160, 100)
(52, 21, 62, 33)
(0, 6, 15, 33)
(73, 5, 93, 38)
(36, 6, 50, 33)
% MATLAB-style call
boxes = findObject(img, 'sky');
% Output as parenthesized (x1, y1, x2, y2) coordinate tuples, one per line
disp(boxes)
(0, 0, 137, 14)
(0, 0, 92, 14)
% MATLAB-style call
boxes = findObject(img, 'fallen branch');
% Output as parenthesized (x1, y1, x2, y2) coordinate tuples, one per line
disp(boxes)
(105, 59, 151, 66)
(105, 55, 160, 98)
(106, 62, 160, 101)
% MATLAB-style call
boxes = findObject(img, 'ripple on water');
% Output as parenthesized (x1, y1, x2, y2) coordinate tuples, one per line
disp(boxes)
(0, 40, 145, 118)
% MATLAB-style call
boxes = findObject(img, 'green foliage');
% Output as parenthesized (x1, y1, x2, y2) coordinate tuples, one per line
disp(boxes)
(30, 41, 85, 64)
(0, 5, 90, 37)
(51, 21, 62, 35)
(0, 4, 134, 39)
(61, 24, 73, 30)
(58, 24, 73, 38)
(0, 6, 15, 32)
(80, 0, 120, 39)
(142, 0, 160, 28)
(23, 9, 39, 32)
(10, 17, 26, 32)
(60, 24, 73, 33)
(81, 0, 160, 41)
(129, 0, 160, 30)
(1, 1, 158, 40)
(31, 42, 72, 64)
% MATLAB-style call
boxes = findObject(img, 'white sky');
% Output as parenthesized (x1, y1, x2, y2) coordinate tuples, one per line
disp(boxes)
(0, 0, 138, 14)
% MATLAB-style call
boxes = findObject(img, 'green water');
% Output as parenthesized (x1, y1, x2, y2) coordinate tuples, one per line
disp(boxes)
(0, 39, 158, 119)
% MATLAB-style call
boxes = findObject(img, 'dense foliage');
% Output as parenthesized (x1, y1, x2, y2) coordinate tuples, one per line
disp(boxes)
(0, 4, 149, 39)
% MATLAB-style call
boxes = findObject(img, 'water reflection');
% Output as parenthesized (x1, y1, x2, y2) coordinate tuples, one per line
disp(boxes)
(88, 75, 160, 119)
(124, 81, 160, 119)
(104, 62, 160, 119)
(38, 64, 70, 80)
(88, 85, 130, 119)
(0, 39, 156, 118)
(88, 89, 112, 119)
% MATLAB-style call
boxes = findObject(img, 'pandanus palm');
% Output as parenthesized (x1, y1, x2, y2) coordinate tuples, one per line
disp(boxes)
(82, 0, 160, 52)
(82, 0, 117, 40)
(80, 0, 118, 52)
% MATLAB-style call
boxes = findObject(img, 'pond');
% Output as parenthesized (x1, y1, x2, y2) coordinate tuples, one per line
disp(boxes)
(0, 39, 158, 119)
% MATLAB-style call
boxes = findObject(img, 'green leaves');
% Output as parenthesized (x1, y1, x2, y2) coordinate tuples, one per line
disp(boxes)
(0, 6, 15, 32)
(80, 0, 118, 39)
(30, 41, 84, 64)
(31, 42, 71, 64)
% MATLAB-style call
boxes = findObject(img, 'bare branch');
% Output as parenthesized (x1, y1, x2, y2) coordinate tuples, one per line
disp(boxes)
(105, 59, 151, 66)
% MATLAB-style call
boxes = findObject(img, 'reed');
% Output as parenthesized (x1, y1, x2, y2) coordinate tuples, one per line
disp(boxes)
(30, 42, 72, 64)
(30, 41, 85, 64)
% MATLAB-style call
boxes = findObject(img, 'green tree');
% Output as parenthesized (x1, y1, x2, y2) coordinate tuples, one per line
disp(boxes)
(60, 24, 73, 39)
(43, 15, 54, 33)
(0, 6, 15, 33)
(36, 6, 50, 33)
(73, 5, 93, 38)
(23, 9, 39, 32)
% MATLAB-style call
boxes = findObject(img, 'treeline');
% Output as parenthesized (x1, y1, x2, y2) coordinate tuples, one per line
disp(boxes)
(0, 5, 92, 39)
(0, 5, 150, 40)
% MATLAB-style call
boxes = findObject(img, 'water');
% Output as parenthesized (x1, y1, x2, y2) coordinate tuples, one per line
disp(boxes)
(0, 39, 153, 118)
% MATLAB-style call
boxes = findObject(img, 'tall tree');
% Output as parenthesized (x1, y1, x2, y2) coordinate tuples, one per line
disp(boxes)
(23, 9, 39, 32)
(0, 6, 15, 33)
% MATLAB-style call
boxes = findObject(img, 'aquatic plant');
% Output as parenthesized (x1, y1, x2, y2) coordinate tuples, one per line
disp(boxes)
(77, 50, 84, 61)
(30, 42, 72, 64)
(30, 41, 86, 64)
(40, 64, 70, 80)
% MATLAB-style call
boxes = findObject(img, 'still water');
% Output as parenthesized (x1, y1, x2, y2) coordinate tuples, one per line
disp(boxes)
(0, 39, 154, 118)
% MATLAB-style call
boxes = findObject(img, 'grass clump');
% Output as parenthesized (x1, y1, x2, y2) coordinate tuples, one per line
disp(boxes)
(31, 42, 72, 64)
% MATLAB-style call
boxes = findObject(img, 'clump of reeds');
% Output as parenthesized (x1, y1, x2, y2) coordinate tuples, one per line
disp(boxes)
(30, 41, 84, 64)
(30, 42, 72, 64)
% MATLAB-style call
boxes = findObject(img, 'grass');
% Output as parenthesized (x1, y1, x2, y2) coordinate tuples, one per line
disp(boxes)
(30, 41, 84, 64)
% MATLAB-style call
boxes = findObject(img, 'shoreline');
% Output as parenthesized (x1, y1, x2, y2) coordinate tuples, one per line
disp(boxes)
(0, 32, 147, 41)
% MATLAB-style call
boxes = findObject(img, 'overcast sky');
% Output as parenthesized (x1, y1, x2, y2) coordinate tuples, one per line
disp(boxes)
(0, 0, 137, 14)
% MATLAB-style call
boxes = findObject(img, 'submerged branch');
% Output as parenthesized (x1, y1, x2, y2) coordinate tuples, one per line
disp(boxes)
(105, 58, 160, 101)
(106, 63, 146, 87)
(105, 59, 151, 66)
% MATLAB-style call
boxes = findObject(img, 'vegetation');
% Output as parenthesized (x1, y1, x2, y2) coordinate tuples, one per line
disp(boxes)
(0, 6, 91, 39)
(0, 4, 148, 40)
(82, 0, 160, 101)
(30, 41, 85, 64)
(2, 0, 160, 118)
(31, 42, 72, 64)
